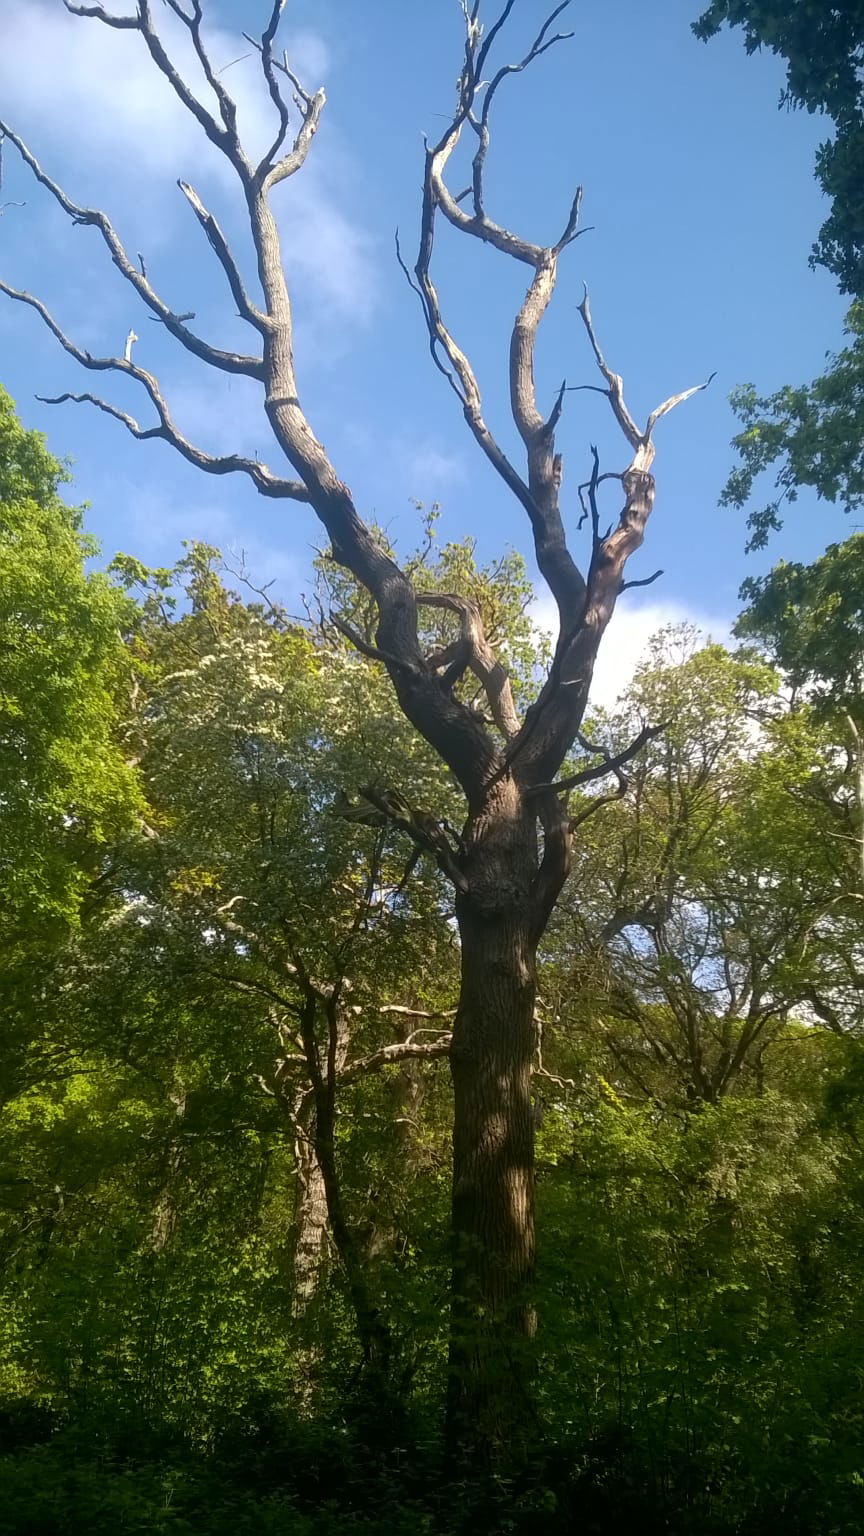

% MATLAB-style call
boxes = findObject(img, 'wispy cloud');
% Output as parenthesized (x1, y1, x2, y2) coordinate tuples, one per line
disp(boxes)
(0, 1, 378, 327)
(161, 372, 272, 458)
(400, 441, 468, 490)
(532, 594, 732, 710)
(99, 483, 303, 601)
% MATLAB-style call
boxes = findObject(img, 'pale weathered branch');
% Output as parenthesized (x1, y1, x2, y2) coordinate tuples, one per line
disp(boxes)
(645, 373, 717, 438)
(341, 1034, 452, 1085)
(62, 2, 139, 28)
(577, 285, 716, 470)
(0, 277, 307, 500)
(135, 0, 249, 172)
(241, 18, 326, 188)
(177, 181, 267, 328)
(576, 287, 643, 454)
(65, 0, 250, 172)
(258, 2, 293, 171)
(511, 299, 711, 783)
(416, 591, 520, 739)
(161, 0, 242, 142)
(0, 122, 263, 378)
(377, 1005, 457, 1020)
(411, 2, 588, 639)
(266, 86, 326, 189)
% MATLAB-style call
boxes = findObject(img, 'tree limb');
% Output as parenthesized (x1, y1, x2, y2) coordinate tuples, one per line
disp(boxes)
(341, 1034, 452, 1085)
(527, 721, 666, 797)
(416, 591, 520, 739)
(0, 122, 262, 378)
(409, 2, 588, 641)
(0, 278, 307, 500)
(177, 181, 266, 328)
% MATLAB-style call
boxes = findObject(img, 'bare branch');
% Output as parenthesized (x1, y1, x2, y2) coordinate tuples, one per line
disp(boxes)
(341, 1034, 452, 1085)
(0, 277, 307, 501)
(567, 786, 629, 832)
(509, 294, 711, 784)
(577, 286, 643, 453)
(177, 180, 266, 328)
(337, 784, 470, 895)
(621, 567, 664, 593)
(63, 2, 139, 27)
(578, 287, 716, 463)
(0, 123, 263, 379)
(37, 387, 308, 499)
(258, 2, 293, 170)
(527, 722, 666, 798)
(162, 0, 242, 141)
(377, 1005, 457, 1020)
(330, 614, 416, 674)
(265, 86, 326, 189)
(645, 372, 717, 438)
(135, 0, 248, 170)
(241, 24, 326, 187)
(416, 591, 520, 739)
(412, 8, 588, 640)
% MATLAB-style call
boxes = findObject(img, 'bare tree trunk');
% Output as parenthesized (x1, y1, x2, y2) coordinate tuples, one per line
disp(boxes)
(446, 788, 542, 1458)
(293, 1093, 330, 1312)
(296, 995, 392, 1372)
(150, 1084, 187, 1253)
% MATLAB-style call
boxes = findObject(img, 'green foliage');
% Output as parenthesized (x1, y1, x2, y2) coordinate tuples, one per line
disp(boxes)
(537, 1074, 864, 1532)
(718, 305, 864, 549)
(696, 5, 864, 546)
(736, 531, 864, 709)
(0, 387, 141, 936)
(694, 1, 864, 297)
(5, 425, 864, 1528)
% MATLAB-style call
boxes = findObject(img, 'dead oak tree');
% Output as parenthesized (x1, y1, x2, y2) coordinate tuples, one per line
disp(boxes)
(0, 0, 710, 1459)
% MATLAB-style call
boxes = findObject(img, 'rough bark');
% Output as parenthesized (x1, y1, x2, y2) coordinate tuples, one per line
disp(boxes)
(448, 942, 538, 1458)
(292, 1090, 331, 1312)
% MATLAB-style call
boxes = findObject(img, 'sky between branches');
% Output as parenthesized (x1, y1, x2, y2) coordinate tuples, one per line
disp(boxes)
(0, 0, 852, 703)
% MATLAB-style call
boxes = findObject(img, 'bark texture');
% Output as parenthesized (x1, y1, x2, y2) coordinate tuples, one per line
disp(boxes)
(448, 845, 540, 1450)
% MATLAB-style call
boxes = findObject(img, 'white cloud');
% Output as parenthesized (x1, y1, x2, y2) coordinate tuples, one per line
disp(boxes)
(109, 484, 234, 557)
(532, 594, 732, 710)
(0, 1, 377, 324)
(100, 486, 303, 601)
(162, 372, 271, 457)
(401, 441, 467, 489)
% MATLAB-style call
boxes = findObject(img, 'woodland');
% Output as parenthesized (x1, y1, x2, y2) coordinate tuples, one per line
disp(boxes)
(2, 1, 864, 1532)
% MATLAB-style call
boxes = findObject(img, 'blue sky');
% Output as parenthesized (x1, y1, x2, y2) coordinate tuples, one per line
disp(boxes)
(0, 0, 852, 700)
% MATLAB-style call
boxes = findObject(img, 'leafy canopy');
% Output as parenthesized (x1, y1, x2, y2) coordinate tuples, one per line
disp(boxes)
(0, 387, 140, 934)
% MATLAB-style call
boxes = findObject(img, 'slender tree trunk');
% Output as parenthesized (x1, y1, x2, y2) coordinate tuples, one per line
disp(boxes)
(311, 1080, 392, 1371)
(445, 786, 542, 1460)
(297, 997, 392, 1372)
(293, 1093, 330, 1312)
(150, 1084, 187, 1253)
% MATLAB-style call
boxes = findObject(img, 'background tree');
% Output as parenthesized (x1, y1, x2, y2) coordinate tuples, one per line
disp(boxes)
(5, 506, 864, 1528)
(0, 387, 140, 1118)
(0, 0, 710, 1454)
(695, 0, 864, 297)
(695, 1, 864, 548)
(0, 385, 139, 944)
